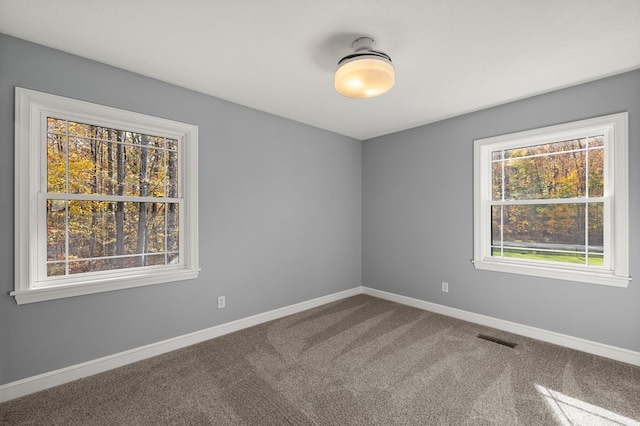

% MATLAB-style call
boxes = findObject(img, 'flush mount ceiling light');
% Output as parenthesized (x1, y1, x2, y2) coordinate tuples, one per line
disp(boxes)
(334, 37, 395, 99)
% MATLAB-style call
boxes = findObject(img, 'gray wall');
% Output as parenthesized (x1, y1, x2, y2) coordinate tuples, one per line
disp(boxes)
(363, 70, 640, 353)
(0, 34, 362, 385)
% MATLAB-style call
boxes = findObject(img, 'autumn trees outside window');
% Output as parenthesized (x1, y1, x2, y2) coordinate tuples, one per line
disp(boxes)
(13, 88, 199, 304)
(46, 119, 181, 276)
(473, 113, 629, 287)
(490, 137, 605, 266)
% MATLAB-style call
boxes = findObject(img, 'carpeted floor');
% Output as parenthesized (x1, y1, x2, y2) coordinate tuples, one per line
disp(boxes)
(2, 294, 640, 425)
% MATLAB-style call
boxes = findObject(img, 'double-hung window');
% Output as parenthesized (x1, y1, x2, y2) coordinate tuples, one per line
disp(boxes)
(473, 113, 629, 287)
(13, 88, 199, 304)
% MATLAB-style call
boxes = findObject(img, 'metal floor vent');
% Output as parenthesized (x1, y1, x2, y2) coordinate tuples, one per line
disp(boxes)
(476, 334, 517, 348)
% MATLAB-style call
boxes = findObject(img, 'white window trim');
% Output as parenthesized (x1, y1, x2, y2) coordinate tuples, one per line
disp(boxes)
(12, 87, 200, 304)
(473, 113, 630, 287)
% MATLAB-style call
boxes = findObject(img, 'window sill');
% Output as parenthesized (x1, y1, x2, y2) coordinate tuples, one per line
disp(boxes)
(11, 267, 200, 305)
(472, 259, 630, 288)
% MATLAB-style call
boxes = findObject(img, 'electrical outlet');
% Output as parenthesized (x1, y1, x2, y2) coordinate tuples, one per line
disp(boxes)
(442, 282, 449, 293)
(217, 296, 226, 309)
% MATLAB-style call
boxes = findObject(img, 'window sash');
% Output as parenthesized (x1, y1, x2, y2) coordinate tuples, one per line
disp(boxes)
(37, 194, 185, 283)
(488, 198, 609, 270)
(37, 112, 185, 284)
(486, 138, 610, 269)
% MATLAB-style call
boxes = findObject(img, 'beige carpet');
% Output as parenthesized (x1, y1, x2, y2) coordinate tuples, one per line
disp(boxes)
(2, 294, 639, 425)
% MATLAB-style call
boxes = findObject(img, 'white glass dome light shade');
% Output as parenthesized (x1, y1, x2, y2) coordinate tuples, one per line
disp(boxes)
(334, 55, 395, 98)
(334, 37, 395, 98)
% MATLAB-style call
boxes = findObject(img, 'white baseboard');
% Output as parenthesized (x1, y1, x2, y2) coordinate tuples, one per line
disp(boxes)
(3, 285, 638, 403)
(0, 286, 362, 403)
(362, 287, 640, 367)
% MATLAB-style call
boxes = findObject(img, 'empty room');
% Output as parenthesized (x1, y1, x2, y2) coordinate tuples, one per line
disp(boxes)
(1, 1, 639, 424)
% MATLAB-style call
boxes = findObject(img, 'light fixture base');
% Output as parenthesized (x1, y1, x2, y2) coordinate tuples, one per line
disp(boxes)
(334, 36, 395, 99)
(351, 37, 375, 52)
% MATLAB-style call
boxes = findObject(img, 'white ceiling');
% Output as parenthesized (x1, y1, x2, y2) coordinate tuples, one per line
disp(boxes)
(1, 1, 639, 140)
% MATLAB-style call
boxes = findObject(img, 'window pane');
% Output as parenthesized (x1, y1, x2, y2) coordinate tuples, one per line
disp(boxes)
(92, 126, 118, 142)
(69, 259, 118, 275)
(47, 118, 67, 134)
(66, 257, 166, 274)
(124, 143, 167, 197)
(68, 137, 98, 194)
(167, 149, 178, 198)
(145, 202, 169, 254)
(588, 203, 604, 266)
(62, 201, 178, 273)
(67, 121, 93, 137)
(47, 200, 67, 261)
(130, 131, 142, 145)
(67, 201, 116, 259)
(47, 134, 67, 193)
(145, 254, 166, 266)
(150, 136, 166, 149)
(503, 138, 586, 159)
(167, 203, 179, 252)
(168, 252, 179, 265)
(47, 262, 66, 277)
(588, 147, 604, 197)
(122, 257, 143, 268)
(588, 135, 604, 148)
(123, 144, 139, 197)
(491, 161, 502, 201)
(491, 205, 502, 251)
(146, 148, 167, 197)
